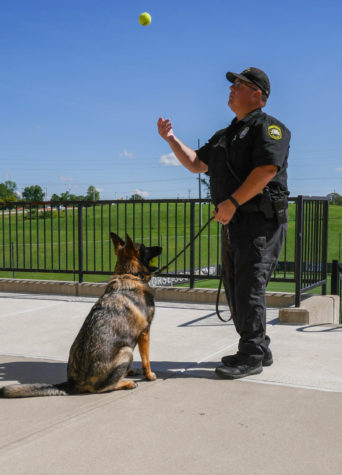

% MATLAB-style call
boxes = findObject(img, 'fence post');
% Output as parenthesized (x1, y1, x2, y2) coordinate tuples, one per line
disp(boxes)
(331, 260, 339, 295)
(10, 241, 14, 278)
(78, 203, 84, 283)
(294, 195, 303, 307)
(321, 199, 329, 295)
(189, 201, 195, 288)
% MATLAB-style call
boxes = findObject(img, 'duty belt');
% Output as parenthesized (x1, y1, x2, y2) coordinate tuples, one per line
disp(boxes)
(238, 197, 288, 224)
(238, 201, 274, 218)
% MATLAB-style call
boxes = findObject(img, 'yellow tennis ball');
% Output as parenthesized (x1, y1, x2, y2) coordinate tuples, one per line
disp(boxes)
(139, 12, 151, 26)
(149, 256, 158, 267)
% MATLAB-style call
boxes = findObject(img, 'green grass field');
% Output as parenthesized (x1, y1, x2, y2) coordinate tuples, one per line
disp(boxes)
(0, 202, 220, 279)
(0, 202, 341, 293)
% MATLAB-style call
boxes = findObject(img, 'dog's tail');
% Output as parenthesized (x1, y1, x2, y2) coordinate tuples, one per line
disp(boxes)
(0, 381, 74, 398)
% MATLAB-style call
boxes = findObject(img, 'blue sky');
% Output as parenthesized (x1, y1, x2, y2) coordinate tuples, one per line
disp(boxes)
(0, 0, 341, 200)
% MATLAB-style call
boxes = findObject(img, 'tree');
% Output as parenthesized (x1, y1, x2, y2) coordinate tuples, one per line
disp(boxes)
(22, 185, 45, 202)
(0, 181, 18, 201)
(200, 177, 211, 199)
(50, 193, 60, 202)
(48, 186, 101, 203)
(86, 185, 100, 201)
(130, 193, 144, 200)
(59, 191, 71, 201)
(4, 180, 17, 194)
(327, 192, 342, 205)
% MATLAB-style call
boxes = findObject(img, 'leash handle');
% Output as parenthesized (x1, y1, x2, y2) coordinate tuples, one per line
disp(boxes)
(215, 273, 232, 323)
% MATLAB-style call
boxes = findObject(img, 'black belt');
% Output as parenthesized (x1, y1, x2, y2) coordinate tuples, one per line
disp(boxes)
(238, 203, 262, 214)
(238, 197, 288, 224)
(238, 202, 274, 218)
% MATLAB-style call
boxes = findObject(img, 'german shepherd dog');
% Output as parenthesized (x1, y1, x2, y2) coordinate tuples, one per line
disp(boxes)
(0, 233, 162, 398)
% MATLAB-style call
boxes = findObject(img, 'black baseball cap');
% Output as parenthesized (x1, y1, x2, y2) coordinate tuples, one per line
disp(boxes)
(226, 67, 270, 98)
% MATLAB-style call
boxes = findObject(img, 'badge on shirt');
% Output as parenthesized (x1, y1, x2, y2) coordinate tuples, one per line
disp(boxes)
(268, 125, 282, 140)
(239, 126, 249, 139)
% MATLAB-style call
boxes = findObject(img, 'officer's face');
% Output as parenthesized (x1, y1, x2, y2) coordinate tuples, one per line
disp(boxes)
(228, 80, 260, 118)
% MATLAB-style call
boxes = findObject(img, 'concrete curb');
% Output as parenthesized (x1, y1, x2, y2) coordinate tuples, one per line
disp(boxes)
(0, 277, 295, 306)
(279, 295, 340, 325)
(153, 285, 296, 308)
(0, 278, 339, 324)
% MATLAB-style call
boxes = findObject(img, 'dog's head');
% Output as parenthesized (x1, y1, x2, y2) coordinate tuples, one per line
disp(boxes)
(110, 232, 162, 278)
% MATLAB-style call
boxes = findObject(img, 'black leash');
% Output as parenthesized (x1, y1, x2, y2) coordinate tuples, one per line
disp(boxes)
(153, 215, 231, 323)
(215, 271, 231, 322)
(154, 215, 215, 276)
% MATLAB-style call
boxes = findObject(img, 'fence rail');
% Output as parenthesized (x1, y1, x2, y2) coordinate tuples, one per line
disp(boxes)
(0, 196, 329, 308)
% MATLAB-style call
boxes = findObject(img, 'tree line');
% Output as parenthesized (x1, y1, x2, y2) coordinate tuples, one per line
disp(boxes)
(0, 181, 100, 204)
(1, 179, 341, 205)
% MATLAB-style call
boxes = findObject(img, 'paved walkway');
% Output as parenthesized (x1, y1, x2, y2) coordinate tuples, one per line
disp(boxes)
(0, 292, 341, 475)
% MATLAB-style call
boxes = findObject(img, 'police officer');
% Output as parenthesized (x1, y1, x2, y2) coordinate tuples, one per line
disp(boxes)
(157, 67, 290, 379)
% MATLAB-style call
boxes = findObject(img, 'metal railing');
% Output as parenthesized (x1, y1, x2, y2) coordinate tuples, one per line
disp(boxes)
(331, 260, 342, 322)
(0, 196, 329, 307)
(293, 196, 329, 307)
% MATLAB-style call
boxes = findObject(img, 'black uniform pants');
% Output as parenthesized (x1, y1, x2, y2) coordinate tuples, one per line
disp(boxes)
(222, 212, 287, 365)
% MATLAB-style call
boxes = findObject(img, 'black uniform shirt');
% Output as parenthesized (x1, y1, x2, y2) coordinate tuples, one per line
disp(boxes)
(196, 108, 291, 206)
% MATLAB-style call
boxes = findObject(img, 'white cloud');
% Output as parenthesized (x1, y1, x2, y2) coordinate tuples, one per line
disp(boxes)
(336, 168, 342, 173)
(60, 176, 73, 182)
(120, 150, 135, 159)
(133, 189, 149, 198)
(159, 152, 180, 166)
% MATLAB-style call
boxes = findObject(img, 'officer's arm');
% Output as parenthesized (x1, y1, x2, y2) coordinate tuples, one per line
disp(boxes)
(157, 117, 208, 173)
(232, 164, 278, 206)
(166, 136, 208, 173)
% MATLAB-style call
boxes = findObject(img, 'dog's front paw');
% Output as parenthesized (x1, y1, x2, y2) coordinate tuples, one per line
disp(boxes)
(123, 380, 138, 390)
(145, 371, 157, 381)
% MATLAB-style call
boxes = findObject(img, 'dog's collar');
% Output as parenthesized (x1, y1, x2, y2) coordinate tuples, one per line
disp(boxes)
(131, 272, 149, 282)
(120, 272, 150, 282)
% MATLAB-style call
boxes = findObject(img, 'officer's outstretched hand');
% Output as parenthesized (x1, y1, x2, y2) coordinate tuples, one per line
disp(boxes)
(213, 199, 236, 225)
(157, 117, 175, 141)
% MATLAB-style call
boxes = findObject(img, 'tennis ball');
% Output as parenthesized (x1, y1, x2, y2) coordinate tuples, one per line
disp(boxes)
(139, 12, 151, 26)
(149, 257, 158, 267)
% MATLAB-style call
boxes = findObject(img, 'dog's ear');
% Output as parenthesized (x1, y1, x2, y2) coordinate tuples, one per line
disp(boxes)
(124, 234, 134, 251)
(110, 233, 125, 254)
(124, 234, 138, 257)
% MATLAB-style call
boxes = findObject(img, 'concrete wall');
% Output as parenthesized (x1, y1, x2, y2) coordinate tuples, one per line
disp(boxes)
(0, 278, 339, 325)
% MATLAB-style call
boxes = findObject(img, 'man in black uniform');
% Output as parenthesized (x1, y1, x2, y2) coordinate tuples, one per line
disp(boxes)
(157, 67, 290, 379)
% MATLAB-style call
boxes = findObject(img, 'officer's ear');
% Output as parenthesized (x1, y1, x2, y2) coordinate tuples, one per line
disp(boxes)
(254, 89, 265, 106)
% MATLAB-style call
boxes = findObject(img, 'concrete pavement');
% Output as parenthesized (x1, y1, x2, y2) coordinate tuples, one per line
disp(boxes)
(0, 292, 342, 475)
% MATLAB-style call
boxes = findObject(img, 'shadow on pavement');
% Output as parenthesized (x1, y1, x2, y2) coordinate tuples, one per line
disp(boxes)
(0, 359, 220, 386)
(0, 361, 67, 385)
(139, 360, 219, 380)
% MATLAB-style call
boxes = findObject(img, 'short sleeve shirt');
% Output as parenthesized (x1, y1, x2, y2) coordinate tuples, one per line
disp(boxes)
(196, 108, 291, 205)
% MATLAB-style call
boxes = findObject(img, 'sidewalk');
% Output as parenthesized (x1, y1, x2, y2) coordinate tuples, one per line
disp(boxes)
(0, 292, 341, 475)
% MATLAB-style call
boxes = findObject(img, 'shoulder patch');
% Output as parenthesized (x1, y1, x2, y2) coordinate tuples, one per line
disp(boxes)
(268, 125, 282, 140)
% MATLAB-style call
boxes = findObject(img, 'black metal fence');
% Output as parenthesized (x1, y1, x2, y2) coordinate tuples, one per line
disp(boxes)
(293, 195, 329, 307)
(0, 196, 330, 307)
(331, 260, 342, 322)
